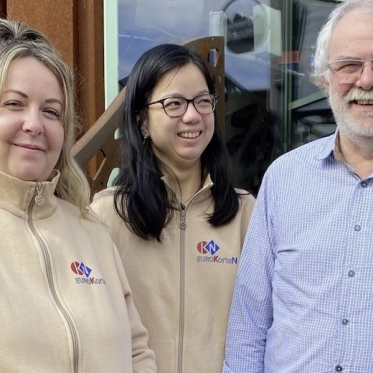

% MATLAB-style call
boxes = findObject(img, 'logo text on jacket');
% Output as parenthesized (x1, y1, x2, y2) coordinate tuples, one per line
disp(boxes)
(71, 261, 107, 285)
(196, 240, 238, 264)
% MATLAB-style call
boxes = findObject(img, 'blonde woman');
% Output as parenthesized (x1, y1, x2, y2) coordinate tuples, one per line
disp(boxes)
(0, 19, 156, 372)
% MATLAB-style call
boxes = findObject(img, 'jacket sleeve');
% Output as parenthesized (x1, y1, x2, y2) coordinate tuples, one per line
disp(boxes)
(113, 247, 157, 373)
(237, 191, 256, 245)
(223, 173, 275, 373)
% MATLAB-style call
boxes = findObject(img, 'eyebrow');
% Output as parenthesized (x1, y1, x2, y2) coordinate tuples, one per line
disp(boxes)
(2, 89, 63, 106)
(335, 56, 362, 60)
(159, 90, 211, 99)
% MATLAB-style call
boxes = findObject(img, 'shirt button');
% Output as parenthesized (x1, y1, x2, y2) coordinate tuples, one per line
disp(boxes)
(342, 318, 349, 325)
(335, 365, 343, 371)
(354, 224, 361, 231)
(361, 181, 368, 187)
(348, 270, 355, 277)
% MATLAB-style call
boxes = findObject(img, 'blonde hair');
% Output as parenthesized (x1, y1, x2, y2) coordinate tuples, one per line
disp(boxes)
(0, 19, 90, 215)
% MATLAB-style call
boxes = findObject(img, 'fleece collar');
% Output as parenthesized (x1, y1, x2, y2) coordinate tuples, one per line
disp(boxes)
(0, 170, 60, 220)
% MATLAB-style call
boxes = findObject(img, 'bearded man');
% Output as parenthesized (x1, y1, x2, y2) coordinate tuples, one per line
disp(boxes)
(223, 0, 373, 372)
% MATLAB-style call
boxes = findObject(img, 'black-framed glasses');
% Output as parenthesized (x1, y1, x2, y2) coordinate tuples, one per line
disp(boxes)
(328, 58, 373, 84)
(146, 93, 218, 118)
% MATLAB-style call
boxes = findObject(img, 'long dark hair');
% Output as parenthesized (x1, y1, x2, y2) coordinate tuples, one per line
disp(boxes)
(114, 43, 241, 241)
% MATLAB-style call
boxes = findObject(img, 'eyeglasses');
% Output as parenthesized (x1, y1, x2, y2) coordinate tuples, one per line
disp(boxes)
(328, 59, 373, 84)
(146, 94, 218, 118)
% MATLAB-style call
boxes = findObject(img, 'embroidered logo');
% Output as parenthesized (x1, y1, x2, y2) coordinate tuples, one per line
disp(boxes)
(197, 240, 220, 255)
(71, 261, 106, 285)
(196, 240, 238, 264)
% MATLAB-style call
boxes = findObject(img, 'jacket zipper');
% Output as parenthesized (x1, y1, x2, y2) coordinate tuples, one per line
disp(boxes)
(177, 204, 187, 373)
(28, 182, 80, 373)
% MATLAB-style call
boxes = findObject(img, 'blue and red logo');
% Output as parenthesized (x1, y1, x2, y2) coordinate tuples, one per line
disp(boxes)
(197, 240, 220, 255)
(71, 261, 106, 285)
(196, 240, 238, 264)
(71, 261, 92, 277)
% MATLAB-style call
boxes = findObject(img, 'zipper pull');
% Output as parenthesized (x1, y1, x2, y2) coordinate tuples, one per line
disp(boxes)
(35, 182, 45, 205)
(179, 203, 187, 230)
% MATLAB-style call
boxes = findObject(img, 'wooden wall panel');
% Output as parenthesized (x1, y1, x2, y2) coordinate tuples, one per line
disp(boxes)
(7, 0, 78, 69)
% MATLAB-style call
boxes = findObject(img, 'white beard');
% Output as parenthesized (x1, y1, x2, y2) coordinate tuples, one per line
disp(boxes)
(329, 86, 373, 152)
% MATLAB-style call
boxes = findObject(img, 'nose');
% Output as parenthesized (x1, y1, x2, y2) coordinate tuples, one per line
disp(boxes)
(356, 62, 373, 90)
(182, 101, 201, 123)
(22, 110, 44, 135)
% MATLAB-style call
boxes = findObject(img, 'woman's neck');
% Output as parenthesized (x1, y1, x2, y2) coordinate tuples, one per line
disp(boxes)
(165, 162, 203, 204)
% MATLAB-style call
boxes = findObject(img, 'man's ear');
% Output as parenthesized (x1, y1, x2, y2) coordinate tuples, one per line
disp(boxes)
(321, 75, 330, 92)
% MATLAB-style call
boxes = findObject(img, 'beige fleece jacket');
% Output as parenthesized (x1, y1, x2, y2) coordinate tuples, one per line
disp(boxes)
(91, 176, 255, 373)
(0, 170, 156, 373)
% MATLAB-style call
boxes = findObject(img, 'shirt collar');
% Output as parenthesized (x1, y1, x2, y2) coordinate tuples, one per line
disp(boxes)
(315, 130, 357, 176)
(314, 131, 337, 161)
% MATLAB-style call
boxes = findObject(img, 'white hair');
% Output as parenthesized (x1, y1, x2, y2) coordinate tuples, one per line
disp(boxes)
(311, 0, 373, 89)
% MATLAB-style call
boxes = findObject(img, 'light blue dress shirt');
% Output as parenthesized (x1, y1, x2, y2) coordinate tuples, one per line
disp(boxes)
(223, 133, 373, 373)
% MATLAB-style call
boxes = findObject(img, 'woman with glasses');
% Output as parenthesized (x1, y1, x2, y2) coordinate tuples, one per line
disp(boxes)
(91, 43, 255, 373)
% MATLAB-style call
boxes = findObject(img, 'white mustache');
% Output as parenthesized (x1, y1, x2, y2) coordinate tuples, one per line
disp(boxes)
(345, 88, 373, 102)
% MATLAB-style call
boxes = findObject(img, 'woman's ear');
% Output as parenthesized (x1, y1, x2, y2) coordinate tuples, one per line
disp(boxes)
(137, 111, 149, 137)
(139, 114, 149, 137)
(141, 125, 149, 138)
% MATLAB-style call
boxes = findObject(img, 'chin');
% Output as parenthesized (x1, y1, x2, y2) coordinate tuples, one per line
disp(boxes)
(9, 170, 44, 182)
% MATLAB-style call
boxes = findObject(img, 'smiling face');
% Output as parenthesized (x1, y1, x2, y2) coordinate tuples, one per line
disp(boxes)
(323, 11, 373, 144)
(142, 62, 215, 172)
(0, 56, 64, 181)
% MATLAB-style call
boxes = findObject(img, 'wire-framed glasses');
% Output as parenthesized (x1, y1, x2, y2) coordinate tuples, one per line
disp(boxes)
(328, 59, 373, 84)
(146, 93, 218, 118)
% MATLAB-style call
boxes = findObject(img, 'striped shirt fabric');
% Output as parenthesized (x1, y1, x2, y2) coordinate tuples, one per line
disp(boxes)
(223, 133, 373, 373)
